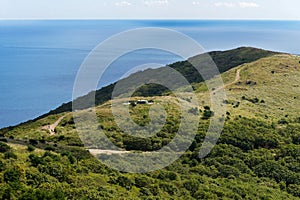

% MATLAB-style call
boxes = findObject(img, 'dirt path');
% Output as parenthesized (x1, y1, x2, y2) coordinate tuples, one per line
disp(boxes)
(88, 149, 131, 155)
(214, 68, 241, 92)
(234, 69, 241, 82)
(88, 149, 184, 155)
(42, 116, 65, 135)
(226, 68, 241, 87)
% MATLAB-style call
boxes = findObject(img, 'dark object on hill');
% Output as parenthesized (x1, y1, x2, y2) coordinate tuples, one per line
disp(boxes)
(246, 80, 257, 86)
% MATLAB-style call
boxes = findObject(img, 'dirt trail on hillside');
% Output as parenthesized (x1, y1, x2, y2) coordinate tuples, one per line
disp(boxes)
(88, 149, 131, 155)
(41, 116, 65, 135)
(223, 68, 241, 88)
(214, 69, 241, 93)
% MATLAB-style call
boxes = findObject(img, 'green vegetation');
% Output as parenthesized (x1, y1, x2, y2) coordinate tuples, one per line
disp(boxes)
(1, 47, 300, 199)
(0, 116, 300, 199)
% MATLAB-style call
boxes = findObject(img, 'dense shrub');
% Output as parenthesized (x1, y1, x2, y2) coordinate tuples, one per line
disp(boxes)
(0, 142, 11, 153)
(4, 151, 17, 159)
(4, 168, 22, 183)
(27, 145, 35, 152)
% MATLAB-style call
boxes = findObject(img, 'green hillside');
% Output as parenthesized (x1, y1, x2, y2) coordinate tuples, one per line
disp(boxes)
(1, 48, 300, 199)
(37, 47, 276, 119)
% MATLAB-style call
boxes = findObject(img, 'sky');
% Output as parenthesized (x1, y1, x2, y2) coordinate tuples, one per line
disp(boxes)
(0, 0, 299, 20)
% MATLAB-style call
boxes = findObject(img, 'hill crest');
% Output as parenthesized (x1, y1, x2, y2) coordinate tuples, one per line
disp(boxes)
(35, 46, 278, 121)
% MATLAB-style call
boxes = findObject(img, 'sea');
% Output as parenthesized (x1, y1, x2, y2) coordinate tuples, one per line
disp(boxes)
(0, 20, 300, 128)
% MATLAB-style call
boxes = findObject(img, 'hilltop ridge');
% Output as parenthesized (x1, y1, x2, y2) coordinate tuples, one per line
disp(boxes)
(36, 46, 277, 120)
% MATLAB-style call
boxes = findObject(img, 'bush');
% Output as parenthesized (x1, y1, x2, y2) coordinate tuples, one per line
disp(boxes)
(140, 187, 152, 196)
(218, 165, 240, 178)
(278, 119, 289, 125)
(249, 97, 259, 104)
(4, 151, 17, 159)
(159, 182, 178, 195)
(184, 179, 200, 194)
(0, 138, 8, 142)
(254, 160, 291, 183)
(135, 176, 151, 188)
(29, 154, 44, 167)
(27, 145, 35, 152)
(287, 184, 300, 197)
(157, 171, 178, 181)
(123, 137, 152, 151)
(241, 96, 260, 104)
(58, 135, 65, 141)
(0, 142, 11, 153)
(45, 146, 55, 151)
(116, 176, 133, 190)
(194, 190, 218, 199)
(291, 133, 300, 144)
(202, 110, 214, 119)
(29, 139, 38, 145)
(4, 168, 22, 183)
(0, 160, 5, 172)
(38, 163, 69, 182)
(204, 106, 210, 110)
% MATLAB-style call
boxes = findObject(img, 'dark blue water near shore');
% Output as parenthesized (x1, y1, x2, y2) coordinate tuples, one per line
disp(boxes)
(0, 20, 299, 128)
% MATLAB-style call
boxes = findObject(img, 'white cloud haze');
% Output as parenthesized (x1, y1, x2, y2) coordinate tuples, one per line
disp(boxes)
(144, 0, 169, 7)
(214, 2, 235, 8)
(115, 1, 132, 7)
(238, 2, 260, 8)
(214, 1, 260, 8)
(0, 0, 297, 19)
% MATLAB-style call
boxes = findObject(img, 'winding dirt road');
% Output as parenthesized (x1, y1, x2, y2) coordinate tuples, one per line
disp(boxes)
(42, 116, 65, 135)
(214, 68, 241, 92)
(225, 68, 241, 88)
(88, 149, 130, 155)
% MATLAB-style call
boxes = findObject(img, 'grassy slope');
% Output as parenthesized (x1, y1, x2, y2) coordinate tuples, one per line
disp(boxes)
(222, 54, 300, 121)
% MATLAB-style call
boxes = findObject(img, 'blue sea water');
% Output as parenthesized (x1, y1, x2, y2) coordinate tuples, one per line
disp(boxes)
(0, 20, 300, 128)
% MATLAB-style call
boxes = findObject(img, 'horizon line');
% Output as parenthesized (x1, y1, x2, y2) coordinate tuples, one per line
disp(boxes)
(0, 18, 300, 21)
